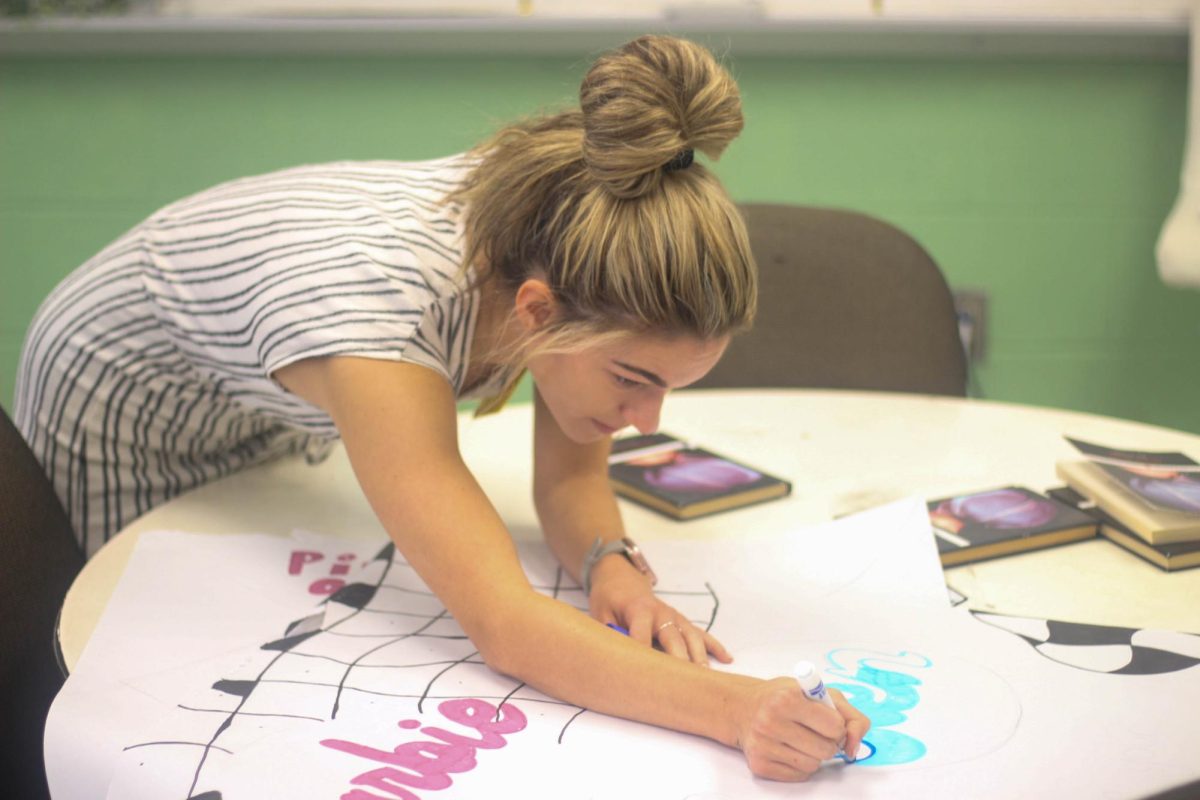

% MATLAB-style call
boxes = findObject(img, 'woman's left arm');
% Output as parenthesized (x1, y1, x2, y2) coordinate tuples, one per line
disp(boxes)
(531, 388, 731, 666)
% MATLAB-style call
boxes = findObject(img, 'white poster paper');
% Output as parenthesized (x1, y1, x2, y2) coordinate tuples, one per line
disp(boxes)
(45, 499, 1200, 799)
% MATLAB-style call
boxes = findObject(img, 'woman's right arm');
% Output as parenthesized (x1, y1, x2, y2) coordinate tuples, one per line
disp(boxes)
(274, 355, 867, 781)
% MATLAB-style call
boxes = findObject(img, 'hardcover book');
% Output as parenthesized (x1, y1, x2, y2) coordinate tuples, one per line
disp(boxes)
(1056, 437, 1200, 546)
(927, 486, 1098, 567)
(1046, 486, 1200, 572)
(607, 433, 791, 520)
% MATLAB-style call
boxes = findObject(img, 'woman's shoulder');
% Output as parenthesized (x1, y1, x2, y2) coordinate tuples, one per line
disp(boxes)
(147, 153, 475, 226)
(275, 153, 476, 190)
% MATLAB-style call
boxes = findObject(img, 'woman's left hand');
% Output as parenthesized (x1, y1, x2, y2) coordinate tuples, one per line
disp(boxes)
(587, 556, 733, 666)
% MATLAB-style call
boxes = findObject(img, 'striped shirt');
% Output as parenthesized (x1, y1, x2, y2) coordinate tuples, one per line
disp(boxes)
(14, 155, 505, 557)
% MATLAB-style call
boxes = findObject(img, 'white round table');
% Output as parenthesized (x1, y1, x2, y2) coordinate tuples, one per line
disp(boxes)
(59, 389, 1200, 669)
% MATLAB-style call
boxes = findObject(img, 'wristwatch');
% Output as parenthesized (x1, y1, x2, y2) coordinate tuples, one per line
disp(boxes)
(580, 536, 658, 597)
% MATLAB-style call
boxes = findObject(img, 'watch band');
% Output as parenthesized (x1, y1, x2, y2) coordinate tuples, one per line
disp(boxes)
(580, 536, 658, 596)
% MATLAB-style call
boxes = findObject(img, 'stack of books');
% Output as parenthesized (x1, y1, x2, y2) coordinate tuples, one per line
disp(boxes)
(1055, 437, 1200, 572)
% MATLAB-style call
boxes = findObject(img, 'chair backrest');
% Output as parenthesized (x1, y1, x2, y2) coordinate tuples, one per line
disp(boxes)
(0, 403, 84, 799)
(691, 203, 968, 396)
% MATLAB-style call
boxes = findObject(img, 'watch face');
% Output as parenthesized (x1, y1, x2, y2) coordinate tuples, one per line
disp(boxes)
(622, 538, 658, 586)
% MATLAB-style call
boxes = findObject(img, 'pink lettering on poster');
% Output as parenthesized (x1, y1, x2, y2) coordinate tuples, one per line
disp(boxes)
(321, 698, 528, 800)
(287, 549, 360, 596)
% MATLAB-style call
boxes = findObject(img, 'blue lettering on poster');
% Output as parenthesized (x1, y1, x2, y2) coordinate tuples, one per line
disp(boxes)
(825, 649, 931, 767)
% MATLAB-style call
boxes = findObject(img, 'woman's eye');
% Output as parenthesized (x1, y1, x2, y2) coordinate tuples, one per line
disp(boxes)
(613, 374, 641, 388)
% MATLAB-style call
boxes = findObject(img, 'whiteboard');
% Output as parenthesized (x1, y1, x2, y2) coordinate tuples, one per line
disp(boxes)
(3, 1, 1188, 58)
(156, 0, 1192, 28)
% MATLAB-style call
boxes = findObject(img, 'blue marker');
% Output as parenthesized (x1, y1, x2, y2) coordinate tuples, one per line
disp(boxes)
(607, 623, 630, 635)
(794, 660, 870, 764)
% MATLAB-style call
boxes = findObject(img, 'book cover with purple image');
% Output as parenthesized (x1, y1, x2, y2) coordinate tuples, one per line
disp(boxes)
(608, 434, 791, 519)
(927, 486, 1098, 566)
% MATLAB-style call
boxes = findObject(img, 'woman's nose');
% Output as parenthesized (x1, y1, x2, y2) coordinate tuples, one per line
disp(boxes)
(622, 392, 664, 435)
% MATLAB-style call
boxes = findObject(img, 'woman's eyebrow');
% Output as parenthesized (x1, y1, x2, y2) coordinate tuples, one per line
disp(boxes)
(612, 360, 666, 388)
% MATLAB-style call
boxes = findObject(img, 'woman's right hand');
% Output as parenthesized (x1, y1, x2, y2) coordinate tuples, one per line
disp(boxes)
(734, 677, 869, 781)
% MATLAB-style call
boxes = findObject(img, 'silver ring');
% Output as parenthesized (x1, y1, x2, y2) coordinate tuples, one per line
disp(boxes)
(656, 620, 681, 634)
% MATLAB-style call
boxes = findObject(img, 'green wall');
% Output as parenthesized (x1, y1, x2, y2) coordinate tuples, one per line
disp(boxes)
(3, 50, 1197, 433)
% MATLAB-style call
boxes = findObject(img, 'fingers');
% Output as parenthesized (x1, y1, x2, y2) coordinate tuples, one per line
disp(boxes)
(830, 688, 869, 735)
(654, 618, 727, 666)
(680, 625, 710, 665)
(792, 696, 846, 743)
(625, 608, 655, 649)
(741, 704, 838, 781)
(738, 680, 852, 783)
(603, 593, 728, 667)
(702, 629, 734, 664)
(620, 605, 723, 666)
(744, 742, 823, 782)
(830, 687, 871, 759)
(653, 620, 691, 661)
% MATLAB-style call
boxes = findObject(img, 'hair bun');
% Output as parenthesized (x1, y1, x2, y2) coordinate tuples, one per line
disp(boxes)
(580, 35, 744, 199)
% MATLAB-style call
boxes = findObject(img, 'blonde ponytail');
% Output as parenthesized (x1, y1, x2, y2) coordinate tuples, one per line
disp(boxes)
(451, 34, 756, 357)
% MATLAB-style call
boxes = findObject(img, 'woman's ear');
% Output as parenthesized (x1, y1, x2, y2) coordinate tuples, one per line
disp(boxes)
(513, 278, 558, 333)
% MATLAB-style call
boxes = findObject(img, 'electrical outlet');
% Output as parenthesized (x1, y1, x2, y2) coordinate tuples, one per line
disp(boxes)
(952, 290, 988, 363)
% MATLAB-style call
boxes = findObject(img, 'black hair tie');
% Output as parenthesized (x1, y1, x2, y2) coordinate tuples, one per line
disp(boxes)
(663, 148, 694, 173)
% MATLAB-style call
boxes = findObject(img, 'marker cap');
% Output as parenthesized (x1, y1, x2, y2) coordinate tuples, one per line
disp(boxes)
(794, 660, 817, 681)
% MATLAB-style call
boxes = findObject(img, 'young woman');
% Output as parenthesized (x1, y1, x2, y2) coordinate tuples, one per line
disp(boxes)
(15, 35, 869, 781)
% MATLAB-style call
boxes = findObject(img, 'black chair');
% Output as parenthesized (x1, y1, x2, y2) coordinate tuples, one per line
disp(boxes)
(693, 203, 968, 396)
(1, 403, 85, 800)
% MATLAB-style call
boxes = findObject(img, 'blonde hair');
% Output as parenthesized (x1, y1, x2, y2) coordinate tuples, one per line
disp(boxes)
(451, 34, 757, 363)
